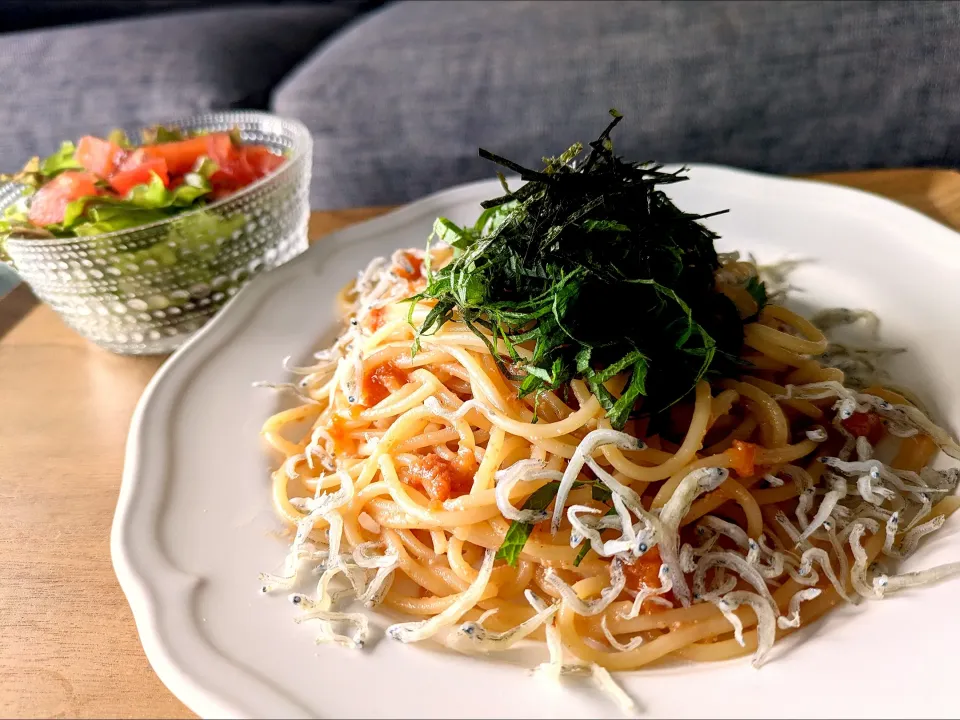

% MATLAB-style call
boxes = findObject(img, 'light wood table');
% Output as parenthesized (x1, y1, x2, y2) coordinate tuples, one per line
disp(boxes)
(2, 170, 959, 718)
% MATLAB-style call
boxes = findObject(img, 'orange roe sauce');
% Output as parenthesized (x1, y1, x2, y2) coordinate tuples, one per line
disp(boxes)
(328, 405, 362, 455)
(622, 547, 673, 613)
(366, 306, 388, 333)
(400, 453, 475, 503)
(727, 439, 760, 478)
(394, 251, 424, 281)
(359, 361, 408, 407)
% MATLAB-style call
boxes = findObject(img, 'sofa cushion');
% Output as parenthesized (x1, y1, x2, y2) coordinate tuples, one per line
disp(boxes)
(0, 4, 361, 171)
(273, 0, 960, 209)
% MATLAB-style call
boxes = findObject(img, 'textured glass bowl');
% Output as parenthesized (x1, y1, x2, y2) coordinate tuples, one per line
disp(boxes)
(0, 111, 312, 355)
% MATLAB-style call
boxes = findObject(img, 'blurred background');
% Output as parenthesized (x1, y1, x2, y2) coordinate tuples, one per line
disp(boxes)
(2, 0, 959, 294)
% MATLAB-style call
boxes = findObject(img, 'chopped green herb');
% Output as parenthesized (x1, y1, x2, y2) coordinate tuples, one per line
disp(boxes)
(591, 483, 613, 503)
(572, 506, 618, 567)
(410, 111, 745, 426)
(495, 481, 563, 566)
(495, 480, 595, 565)
(745, 276, 768, 312)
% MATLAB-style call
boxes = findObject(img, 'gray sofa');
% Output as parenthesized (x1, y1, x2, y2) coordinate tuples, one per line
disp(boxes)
(1, 0, 959, 211)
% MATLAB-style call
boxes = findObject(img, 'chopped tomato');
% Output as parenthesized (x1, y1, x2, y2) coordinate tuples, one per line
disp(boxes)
(109, 157, 169, 195)
(209, 158, 256, 194)
(360, 361, 408, 407)
(622, 547, 674, 611)
(400, 453, 473, 502)
(116, 148, 150, 172)
(119, 134, 276, 200)
(394, 251, 424, 281)
(75, 136, 122, 178)
(841, 411, 885, 445)
(27, 171, 99, 226)
(141, 133, 232, 175)
(728, 440, 760, 478)
(205, 134, 257, 193)
(204, 132, 233, 157)
(241, 144, 285, 176)
(208, 146, 282, 200)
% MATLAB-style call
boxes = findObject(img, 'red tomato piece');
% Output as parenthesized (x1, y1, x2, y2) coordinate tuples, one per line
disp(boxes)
(109, 158, 169, 195)
(75, 136, 122, 178)
(27, 171, 99, 226)
(241, 145, 285, 177)
(141, 133, 232, 175)
(841, 412, 885, 445)
(203, 133, 234, 165)
(116, 148, 150, 172)
(206, 135, 256, 193)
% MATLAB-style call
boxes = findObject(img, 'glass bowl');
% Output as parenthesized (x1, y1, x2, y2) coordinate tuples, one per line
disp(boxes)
(0, 111, 312, 355)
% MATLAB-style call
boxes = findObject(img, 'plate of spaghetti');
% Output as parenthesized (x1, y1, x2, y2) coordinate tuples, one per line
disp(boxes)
(113, 113, 960, 719)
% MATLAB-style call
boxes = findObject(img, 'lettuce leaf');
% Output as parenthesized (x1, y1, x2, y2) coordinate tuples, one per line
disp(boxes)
(70, 205, 172, 236)
(108, 129, 133, 149)
(140, 125, 185, 144)
(124, 175, 169, 208)
(53, 161, 216, 237)
(103, 208, 247, 287)
(62, 197, 94, 227)
(126, 167, 214, 210)
(0, 157, 44, 188)
(0, 189, 38, 251)
(40, 141, 84, 177)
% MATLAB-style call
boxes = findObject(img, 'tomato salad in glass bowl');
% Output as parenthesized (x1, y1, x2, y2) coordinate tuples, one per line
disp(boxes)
(0, 111, 312, 355)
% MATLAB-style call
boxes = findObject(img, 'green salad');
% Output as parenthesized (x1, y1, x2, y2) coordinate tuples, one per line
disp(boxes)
(0, 126, 289, 296)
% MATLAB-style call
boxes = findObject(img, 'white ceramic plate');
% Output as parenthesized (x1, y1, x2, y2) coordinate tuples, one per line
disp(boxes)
(112, 167, 960, 719)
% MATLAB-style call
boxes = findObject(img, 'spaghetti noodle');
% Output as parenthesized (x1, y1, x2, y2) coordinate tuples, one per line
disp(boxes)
(256, 141, 960, 711)
(258, 243, 960, 692)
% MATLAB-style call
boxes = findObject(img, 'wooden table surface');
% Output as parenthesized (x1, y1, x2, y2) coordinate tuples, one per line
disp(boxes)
(2, 169, 960, 718)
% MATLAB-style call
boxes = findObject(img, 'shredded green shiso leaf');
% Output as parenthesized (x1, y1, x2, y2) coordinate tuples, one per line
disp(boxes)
(494, 481, 564, 565)
(410, 110, 747, 429)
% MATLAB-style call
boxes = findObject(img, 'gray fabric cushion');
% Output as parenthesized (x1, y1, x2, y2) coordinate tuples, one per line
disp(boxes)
(273, 0, 960, 209)
(0, 4, 361, 170)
